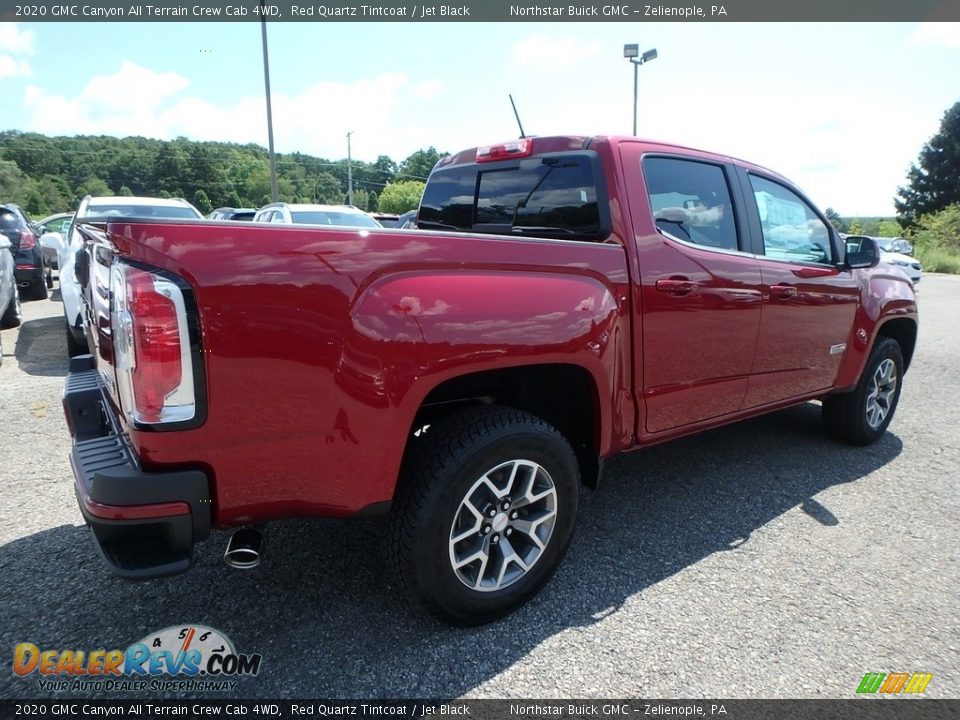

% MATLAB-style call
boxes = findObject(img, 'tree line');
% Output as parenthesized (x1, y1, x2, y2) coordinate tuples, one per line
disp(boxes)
(0, 131, 443, 216)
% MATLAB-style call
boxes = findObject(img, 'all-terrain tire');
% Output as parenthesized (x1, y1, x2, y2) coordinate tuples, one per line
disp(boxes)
(822, 336, 904, 446)
(387, 405, 580, 626)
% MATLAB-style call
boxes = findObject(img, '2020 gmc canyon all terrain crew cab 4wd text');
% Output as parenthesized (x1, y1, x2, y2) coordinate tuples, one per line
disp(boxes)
(64, 136, 917, 625)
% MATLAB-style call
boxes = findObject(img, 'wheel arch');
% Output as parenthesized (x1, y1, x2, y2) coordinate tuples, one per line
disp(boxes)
(876, 317, 917, 372)
(406, 363, 604, 489)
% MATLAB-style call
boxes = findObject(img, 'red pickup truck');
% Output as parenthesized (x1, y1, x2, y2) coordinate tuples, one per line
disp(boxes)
(65, 136, 917, 625)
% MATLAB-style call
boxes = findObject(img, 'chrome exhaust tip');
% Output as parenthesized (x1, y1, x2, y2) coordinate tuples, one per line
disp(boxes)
(224, 527, 263, 570)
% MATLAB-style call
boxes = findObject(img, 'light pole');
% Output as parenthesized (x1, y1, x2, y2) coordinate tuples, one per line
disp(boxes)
(624, 44, 658, 136)
(260, 0, 278, 203)
(346, 131, 354, 206)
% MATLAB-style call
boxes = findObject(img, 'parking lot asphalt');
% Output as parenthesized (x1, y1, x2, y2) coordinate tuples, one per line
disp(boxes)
(1, 276, 957, 700)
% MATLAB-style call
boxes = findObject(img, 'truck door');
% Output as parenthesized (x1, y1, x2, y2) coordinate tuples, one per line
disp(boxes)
(735, 169, 859, 407)
(620, 145, 764, 435)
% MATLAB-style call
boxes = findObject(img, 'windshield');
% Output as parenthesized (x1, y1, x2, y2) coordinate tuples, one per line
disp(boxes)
(875, 237, 895, 251)
(84, 204, 202, 219)
(290, 211, 381, 228)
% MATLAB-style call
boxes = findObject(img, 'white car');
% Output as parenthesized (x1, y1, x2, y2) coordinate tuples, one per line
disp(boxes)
(874, 236, 923, 286)
(59, 196, 203, 356)
(252, 202, 382, 228)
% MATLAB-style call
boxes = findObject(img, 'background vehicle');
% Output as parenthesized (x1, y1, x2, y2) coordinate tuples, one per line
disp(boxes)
(60, 196, 203, 356)
(876, 236, 923, 285)
(396, 209, 417, 229)
(0, 234, 22, 364)
(253, 202, 382, 228)
(207, 207, 257, 221)
(66, 135, 917, 625)
(370, 212, 400, 227)
(0, 204, 46, 301)
(37, 212, 75, 286)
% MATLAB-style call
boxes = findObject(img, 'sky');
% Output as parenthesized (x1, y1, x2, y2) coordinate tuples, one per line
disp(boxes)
(1, 20, 958, 215)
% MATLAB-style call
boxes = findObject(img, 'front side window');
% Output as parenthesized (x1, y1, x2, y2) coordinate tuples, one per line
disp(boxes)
(643, 157, 739, 251)
(419, 152, 606, 240)
(749, 175, 833, 265)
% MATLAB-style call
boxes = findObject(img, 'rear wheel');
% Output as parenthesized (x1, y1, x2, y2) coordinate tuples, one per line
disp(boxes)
(388, 406, 580, 625)
(822, 336, 904, 445)
(23, 277, 47, 301)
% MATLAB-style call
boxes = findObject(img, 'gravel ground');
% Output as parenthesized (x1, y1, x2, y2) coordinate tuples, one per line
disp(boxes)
(1, 276, 957, 700)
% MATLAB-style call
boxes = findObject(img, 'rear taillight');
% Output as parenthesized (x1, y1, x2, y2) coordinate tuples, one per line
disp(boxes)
(19, 230, 36, 250)
(111, 263, 197, 425)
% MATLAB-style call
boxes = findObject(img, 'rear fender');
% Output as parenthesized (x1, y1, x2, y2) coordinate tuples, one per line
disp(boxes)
(348, 269, 625, 455)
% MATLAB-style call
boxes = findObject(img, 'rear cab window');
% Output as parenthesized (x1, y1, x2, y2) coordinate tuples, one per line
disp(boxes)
(642, 156, 741, 252)
(419, 152, 610, 241)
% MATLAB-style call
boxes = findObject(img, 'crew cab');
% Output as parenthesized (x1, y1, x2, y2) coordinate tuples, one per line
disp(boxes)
(63, 136, 917, 625)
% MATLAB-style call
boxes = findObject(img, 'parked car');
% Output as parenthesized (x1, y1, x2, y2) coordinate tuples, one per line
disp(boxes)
(61, 196, 203, 356)
(0, 233, 23, 364)
(875, 236, 923, 285)
(207, 207, 257, 221)
(395, 209, 417, 229)
(370, 212, 400, 227)
(65, 135, 917, 625)
(252, 203, 382, 228)
(36, 212, 75, 285)
(0, 204, 46, 301)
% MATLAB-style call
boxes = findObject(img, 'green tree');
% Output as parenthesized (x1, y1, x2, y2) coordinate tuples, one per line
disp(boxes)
(367, 192, 379, 212)
(0, 160, 30, 205)
(824, 207, 846, 232)
(193, 189, 213, 214)
(895, 100, 960, 227)
(847, 219, 865, 235)
(25, 174, 73, 215)
(876, 219, 903, 237)
(379, 180, 425, 213)
(399, 148, 444, 181)
(119, 185, 134, 196)
(225, 190, 244, 209)
(77, 177, 112, 200)
(313, 172, 342, 203)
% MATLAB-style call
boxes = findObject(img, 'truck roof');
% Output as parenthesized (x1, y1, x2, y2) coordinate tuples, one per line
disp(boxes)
(436, 134, 792, 186)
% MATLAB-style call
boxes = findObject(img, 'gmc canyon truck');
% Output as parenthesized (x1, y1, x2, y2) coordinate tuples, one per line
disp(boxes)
(65, 136, 918, 625)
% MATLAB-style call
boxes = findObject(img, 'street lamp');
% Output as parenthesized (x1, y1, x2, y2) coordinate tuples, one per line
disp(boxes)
(624, 43, 658, 136)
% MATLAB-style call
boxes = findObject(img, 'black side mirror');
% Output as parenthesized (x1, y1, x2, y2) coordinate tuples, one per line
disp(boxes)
(844, 235, 880, 269)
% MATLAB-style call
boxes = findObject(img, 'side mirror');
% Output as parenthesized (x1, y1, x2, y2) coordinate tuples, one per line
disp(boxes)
(844, 235, 880, 269)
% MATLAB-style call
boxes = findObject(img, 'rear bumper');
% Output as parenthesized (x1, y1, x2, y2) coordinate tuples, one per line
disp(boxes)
(64, 355, 211, 579)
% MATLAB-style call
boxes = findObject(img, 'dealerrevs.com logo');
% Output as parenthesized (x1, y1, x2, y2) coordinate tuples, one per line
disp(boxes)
(13, 625, 262, 692)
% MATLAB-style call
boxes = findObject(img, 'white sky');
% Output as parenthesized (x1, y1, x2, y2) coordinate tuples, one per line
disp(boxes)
(2, 21, 958, 215)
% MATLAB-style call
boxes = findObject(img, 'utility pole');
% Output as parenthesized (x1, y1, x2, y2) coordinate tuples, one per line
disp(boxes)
(260, 0, 278, 203)
(346, 131, 354, 206)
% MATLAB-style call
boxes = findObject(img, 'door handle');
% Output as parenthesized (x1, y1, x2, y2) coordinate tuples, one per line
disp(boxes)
(770, 284, 797, 299)
(655, 278, 698, 296)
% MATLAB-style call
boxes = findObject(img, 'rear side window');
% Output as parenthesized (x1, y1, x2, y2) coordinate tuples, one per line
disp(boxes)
(419, 152, 607, 240)
(642, 157, 739, 251)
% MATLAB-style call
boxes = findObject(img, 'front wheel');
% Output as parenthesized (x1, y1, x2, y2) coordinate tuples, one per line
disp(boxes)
(822, 336, 904, 445)
(388, 406, 580, 626)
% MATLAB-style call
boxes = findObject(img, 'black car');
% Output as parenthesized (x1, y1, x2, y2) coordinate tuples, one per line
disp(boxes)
(0, 204, 46, 300)
(207, 207, 257, 221)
